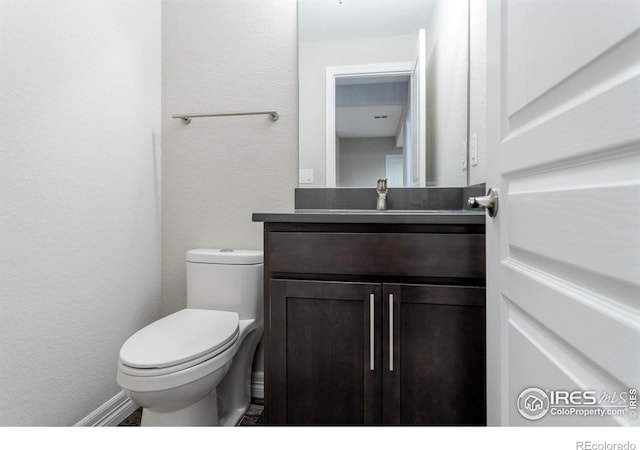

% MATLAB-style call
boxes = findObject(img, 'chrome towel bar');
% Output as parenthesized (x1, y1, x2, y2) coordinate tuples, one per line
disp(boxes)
(172, 110, 279, 124)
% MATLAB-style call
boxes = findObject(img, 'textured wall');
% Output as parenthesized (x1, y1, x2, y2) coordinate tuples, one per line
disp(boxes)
(423, 0, 469, 187)
(161, 0, 298, 373)
(469, 0, 488, 186)
(0, 0, 161, 425)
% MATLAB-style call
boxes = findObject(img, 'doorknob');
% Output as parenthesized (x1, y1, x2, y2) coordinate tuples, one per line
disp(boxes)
(468, 188, 499, 217)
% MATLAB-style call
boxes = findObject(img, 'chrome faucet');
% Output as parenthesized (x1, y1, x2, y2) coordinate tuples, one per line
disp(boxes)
(376, 178, 388, 211)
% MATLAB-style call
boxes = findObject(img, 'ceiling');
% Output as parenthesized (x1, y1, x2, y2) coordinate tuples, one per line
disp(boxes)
(299, 0, 436, 42)
(336, 77, 409, 140)
(336, 104, 404, 138)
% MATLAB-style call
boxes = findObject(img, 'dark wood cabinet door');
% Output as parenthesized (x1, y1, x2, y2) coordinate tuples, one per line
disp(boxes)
(269, 280, 382, 425)
(382, 284, 486, 425)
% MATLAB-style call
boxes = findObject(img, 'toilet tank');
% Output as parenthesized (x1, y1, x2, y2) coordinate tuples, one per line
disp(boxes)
(186, 249, 263, 321)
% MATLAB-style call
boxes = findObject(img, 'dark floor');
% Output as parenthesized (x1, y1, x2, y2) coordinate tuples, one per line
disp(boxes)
(118, 400, 264, 426)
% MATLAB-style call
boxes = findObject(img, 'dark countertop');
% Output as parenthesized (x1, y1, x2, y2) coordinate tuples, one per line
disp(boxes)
(252, 209, 486, 225)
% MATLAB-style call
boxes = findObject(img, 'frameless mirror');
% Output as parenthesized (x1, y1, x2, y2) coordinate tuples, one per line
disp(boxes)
(298, 0, 469, 187)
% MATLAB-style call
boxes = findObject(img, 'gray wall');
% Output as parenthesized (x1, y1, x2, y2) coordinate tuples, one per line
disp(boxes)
(161, 0, 298, 377)
(469, 0, 488, 186)
(0, 0, 161, 425)
(338, 137, 403, 187)
(423, 0, 469, 187)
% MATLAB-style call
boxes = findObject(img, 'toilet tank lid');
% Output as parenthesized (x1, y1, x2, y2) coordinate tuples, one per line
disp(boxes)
(187, 248, 263, 265)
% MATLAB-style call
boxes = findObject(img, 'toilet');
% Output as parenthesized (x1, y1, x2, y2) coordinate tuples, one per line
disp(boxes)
(116, 249, 263, 426)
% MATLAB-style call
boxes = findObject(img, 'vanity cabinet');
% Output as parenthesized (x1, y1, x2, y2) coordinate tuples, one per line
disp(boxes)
(261, 221, 486, 426)
(270, 279, 382, 424)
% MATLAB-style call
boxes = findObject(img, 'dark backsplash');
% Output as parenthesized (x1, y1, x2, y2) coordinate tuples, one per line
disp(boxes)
(295, 185, 486, 211)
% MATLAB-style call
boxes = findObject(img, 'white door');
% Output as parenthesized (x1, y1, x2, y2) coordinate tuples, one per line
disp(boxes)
(485, 0, 640, 426)
(385, 154, 404, 187)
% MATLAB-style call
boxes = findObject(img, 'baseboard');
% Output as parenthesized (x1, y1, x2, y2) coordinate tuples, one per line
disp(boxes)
(251, 371, 264, 400)
(74, 390, 138, 427)
(75, 374, 261, 426)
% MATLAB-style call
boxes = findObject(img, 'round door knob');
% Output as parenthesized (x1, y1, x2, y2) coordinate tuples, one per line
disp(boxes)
(468, 188, 499, 217)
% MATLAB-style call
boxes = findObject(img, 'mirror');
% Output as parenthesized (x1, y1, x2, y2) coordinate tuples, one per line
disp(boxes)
(298, 0, 469, 187)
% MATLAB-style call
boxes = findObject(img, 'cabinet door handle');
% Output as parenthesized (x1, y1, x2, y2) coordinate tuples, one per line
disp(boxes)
(389, 294, 394, 372)
(369, 294, 375, 371)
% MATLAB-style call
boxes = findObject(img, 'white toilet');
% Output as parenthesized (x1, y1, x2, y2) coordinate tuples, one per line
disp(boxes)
(116, 248, 263, 426)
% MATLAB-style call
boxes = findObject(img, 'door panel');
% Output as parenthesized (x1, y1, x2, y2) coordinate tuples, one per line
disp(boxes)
(486, 0, 640, 426)
(502, 261, 638, 390)
(507, 302, 623, 426)
(287, 297, 364, 424)
(507, 0, 640, 114)
(383, 284, 486, 425)
(508, 184, 640, 284)
(399, 301, 485, 425)
(270, 280, 381, 425)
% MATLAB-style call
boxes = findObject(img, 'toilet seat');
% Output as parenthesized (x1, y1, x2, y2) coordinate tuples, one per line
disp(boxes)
(119, 309, 239, 377)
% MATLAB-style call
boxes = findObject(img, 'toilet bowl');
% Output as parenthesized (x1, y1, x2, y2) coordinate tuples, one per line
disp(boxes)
(116, 249, 263, 426)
